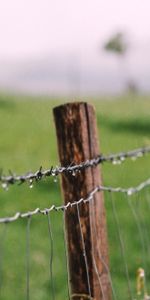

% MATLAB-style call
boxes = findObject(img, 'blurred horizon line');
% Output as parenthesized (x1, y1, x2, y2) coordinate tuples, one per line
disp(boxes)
(0, 40, 150, 96)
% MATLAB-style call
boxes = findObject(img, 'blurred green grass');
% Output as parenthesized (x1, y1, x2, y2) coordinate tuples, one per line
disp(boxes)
(0, 93, 150, 299)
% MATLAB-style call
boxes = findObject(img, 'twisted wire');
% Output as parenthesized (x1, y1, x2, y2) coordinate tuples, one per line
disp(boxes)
(0, 146, 150, 188)
(1, 177, 150, 224)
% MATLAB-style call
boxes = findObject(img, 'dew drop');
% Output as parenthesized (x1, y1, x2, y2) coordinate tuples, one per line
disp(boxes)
(54, 176, 58, 183)
(112, 159, 121, 165)
(137, 152, 143, 158)
(29, 179, 33, 189)
(2, 182, 8, 191)
(120, 156, 125, 162)
(127, 189, 133, 196)
(131, 156, 137, 161)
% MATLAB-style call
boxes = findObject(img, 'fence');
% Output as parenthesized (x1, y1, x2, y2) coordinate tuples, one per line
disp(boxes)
(0, 102, 150, 300)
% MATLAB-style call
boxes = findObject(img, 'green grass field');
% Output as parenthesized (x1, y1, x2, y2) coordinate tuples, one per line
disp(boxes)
(0, 94, 150, 299)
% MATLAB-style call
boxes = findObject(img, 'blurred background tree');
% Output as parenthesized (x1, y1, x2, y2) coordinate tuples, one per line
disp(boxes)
(103, 32, 138, 94)
(103, 31, 138, 94)
(104, 32, 127, 56)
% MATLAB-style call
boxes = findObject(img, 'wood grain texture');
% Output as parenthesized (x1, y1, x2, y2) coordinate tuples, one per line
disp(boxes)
(53, 102, 111, 300)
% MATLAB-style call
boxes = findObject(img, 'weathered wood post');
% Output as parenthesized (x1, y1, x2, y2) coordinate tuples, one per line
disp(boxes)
(53, 102, 111, 300)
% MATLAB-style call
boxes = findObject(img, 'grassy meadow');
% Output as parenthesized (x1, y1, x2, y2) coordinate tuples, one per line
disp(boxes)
(0, 94, 150, 299)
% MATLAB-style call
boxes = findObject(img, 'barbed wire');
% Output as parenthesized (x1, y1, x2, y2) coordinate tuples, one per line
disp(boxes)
(0, 176, 150, 224)
(0, 146, 150, 189)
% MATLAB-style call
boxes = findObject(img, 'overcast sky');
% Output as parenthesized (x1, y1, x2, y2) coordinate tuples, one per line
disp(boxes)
(0, 0, 150, 60)
(0, 1, 150, 94)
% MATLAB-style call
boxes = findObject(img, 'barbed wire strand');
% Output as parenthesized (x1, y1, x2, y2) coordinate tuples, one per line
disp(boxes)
(76, 203, 92, 298)
(127, 194, 146, 264)
(93, 253, 106, 300)
(78, 196, 106, 300)
(26, 216, 31, 300)
(146, 190, 150, 210)
(71, 294, 94, 299)
(89, 197, 108, 300)
(143, 191, 150, 253)
(1, 146, 150, 188)
(145, 191, 150, 268)
(129, 193, 148, 293)
(0, 224, 7, 296)
(90, 197, 118, 300)
(1, 177, 150, 224)
(109, 192, 133, 300)
(142, 191, 150, 293)
(62, 212, 71, 300)
(47, 212, 55, 300)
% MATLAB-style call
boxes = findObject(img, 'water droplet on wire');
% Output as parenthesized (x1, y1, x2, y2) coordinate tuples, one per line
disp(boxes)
(120, 156, 125, 162)
(127, 189, 133, 196)
(137, 152, 143, 158)
(112, 159, 121, 165)
(54, 176, 58, 183)
(29, 179, 33, 189)
(2, 182, 8, 191)
(131, 156, 137, 161)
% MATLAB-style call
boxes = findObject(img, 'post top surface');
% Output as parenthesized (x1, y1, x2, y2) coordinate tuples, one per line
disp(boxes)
(53, 101, 94, 113)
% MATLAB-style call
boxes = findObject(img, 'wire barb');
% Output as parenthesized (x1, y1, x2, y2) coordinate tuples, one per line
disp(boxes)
(0, 146, 150, 188)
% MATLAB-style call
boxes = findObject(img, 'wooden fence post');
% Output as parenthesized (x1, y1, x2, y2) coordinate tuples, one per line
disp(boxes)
(53, 102, 111, 300)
